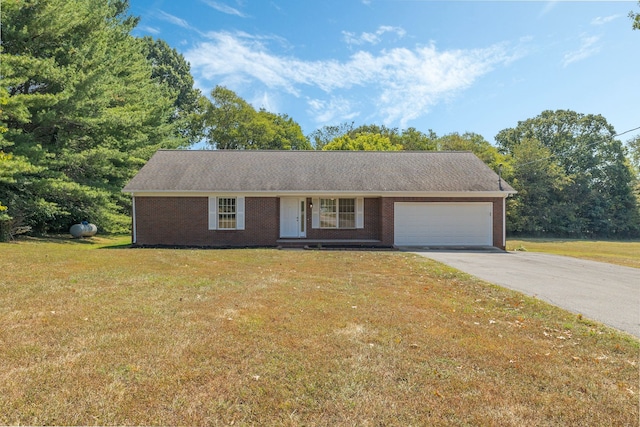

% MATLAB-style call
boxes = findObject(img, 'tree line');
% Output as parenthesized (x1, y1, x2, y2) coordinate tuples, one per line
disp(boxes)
(1, 0, 639, 239)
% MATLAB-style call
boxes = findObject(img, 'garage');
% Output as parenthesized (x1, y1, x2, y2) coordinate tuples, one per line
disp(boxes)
(394, 202, 493, 246)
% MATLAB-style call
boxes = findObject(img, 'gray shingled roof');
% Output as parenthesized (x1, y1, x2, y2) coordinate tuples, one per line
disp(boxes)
(123, 150, 515, 194)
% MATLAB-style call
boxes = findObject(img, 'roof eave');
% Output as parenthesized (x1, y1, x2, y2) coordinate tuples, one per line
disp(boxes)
(123, 190, 516, 198)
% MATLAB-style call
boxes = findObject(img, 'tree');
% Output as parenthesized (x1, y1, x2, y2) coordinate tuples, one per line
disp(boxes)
(142, 37, 208, 145)
(259, 111, 310, 150)
(628, 135, 640, 176)
(204, 86, 254, 149)
(630, 1, 640, 30)
(0, 150, 43, 239)
(437, 132, 508, 171)
(310, 122, 438, 151)
(203, 86, 311, 150)
(322, 132, 401, 151)
(309, 122, 355, 150)
(399, 127, 438, 151)
(349, 124, 402, 145)
(505, 138, 573, 235)
(624, 135, 640, 206)
(0, 0, 186, 236)
(496, 110, 639, 237)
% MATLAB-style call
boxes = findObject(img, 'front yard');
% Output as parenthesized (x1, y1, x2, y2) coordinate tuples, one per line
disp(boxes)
(1, 237, 637, 425)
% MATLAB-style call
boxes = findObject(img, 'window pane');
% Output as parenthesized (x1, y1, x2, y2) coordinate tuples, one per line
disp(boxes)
(218, 198, 236, 229)
(320, 198, 337, 228)
(218, 198, 236, 213)
(339, 198, 355, 228)
(218, 215, 236, 229)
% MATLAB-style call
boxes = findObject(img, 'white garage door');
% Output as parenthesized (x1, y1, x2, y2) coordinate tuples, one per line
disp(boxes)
(394, 202, 493, 246)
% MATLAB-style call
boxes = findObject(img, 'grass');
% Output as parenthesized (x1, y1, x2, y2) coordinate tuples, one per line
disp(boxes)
(1, 236, 638, 426)
(506, 238, 640, 268)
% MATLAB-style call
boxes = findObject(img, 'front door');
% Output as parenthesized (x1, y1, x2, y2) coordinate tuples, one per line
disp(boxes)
(280, 198, 306, 238)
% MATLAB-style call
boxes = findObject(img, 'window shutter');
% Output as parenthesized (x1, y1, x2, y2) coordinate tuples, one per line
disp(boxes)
(208, 197, 217, 230)
(236, 197, 245, 230)
(356, 197, 364, 229)
(312, 198, 320, 228)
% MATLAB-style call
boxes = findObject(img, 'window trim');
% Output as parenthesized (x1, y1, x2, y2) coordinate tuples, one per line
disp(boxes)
(338, 198, 355, 228)
(319, 198, 338, 228)
(217, 197, 237, 230)
(312, 197, 364, 229)
(208, 196, 245, 230)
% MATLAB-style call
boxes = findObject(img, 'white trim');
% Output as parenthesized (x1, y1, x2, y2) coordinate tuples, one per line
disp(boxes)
(209, 196, 245, 230)
(125, 190, 514, 198)
(314, 197, 359, 229)
(502, 197, 506, 248)
(236, 196, 245, 230)
(311, 198, 320, 228)
(131, 196, 137, 244)
(208, 197, 218, 230)
(300, 198, 306, 237)
(356, 197, 364, 229)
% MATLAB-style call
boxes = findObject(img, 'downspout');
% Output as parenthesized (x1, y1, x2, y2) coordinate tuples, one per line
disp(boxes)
(503, 197, 506, 250)
(131, 195, 137, 245)
(498, 164, 506, 249)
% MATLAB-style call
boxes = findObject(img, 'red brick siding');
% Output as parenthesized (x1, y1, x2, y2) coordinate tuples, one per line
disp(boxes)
(133, 196, 505, 249)
(134, 197, 279, 246)
(380, 197, 505, 249)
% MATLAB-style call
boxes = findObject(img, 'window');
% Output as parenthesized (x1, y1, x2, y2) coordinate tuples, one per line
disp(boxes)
(218, 197, 236, 229)
(319, 198, 355, 228)
(339, 198, 355, 228)
(320, 198, 337, 228)
(208, 196, 245, 230)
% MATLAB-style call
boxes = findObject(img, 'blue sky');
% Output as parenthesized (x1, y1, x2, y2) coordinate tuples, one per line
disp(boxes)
(128, 0, 640, 144)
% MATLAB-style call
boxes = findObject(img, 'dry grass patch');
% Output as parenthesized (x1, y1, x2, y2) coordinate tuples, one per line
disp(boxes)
(1, 236, 638, 425)
(507, 238, 640, 268)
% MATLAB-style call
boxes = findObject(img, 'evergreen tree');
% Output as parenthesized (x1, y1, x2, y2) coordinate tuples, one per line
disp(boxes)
(0, 0, 190, 236)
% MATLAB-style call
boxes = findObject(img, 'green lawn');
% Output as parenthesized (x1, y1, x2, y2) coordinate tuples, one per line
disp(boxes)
(507, 238, 640, 268)
(1, 236, 638, 426)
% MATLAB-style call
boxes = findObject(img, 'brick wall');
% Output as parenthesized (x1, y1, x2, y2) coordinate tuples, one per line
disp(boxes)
(134, 197, 279, 247)
(133, 196, 506, 249)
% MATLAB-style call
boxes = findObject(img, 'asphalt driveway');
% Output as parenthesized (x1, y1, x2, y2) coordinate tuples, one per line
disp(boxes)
(407, 249, 640, 338)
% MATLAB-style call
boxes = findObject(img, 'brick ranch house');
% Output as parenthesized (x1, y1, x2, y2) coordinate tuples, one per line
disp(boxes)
(123, 150, 515, 249)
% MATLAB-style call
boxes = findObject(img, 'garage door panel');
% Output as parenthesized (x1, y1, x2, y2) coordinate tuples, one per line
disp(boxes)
(394, 202, 492, 246)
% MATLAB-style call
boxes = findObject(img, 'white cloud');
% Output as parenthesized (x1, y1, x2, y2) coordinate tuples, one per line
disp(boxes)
(307, 97, 360, 124)
(200, 0, 246, 17)
(185, 31, 516, 128)
(157, 11, 192, 29)
(539, 1, 558, 18)
(343, 26, 406, 46)
(562, 34, 600, 67)
(591, 15, 620, 26)
(251, 91, 278, 113)
(138, 25, 160, 35)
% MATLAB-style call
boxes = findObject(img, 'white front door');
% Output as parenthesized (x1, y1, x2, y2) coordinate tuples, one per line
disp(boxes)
(280, 198, 306, 238)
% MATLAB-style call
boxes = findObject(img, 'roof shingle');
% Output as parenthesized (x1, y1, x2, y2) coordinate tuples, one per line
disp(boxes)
(123, 150, 515, 194)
